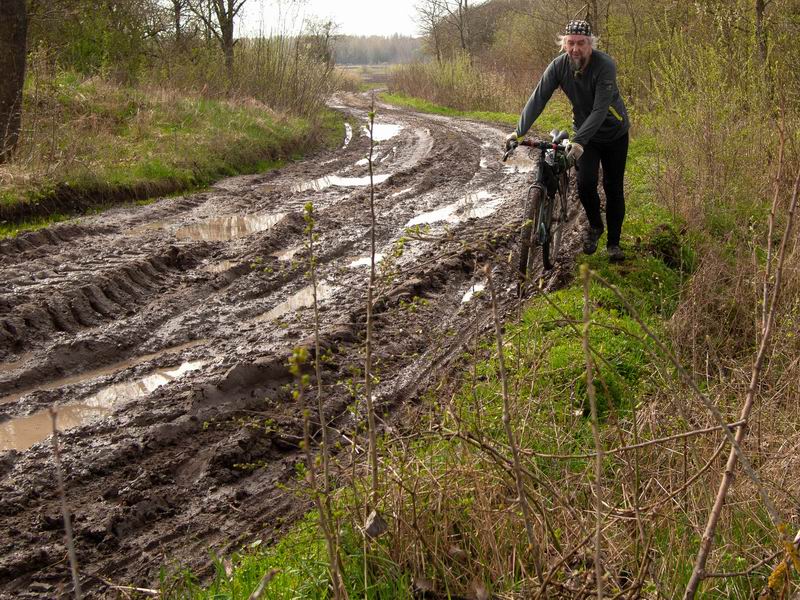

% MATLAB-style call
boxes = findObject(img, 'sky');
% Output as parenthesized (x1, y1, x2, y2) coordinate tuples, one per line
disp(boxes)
(239, 0, 421, 38)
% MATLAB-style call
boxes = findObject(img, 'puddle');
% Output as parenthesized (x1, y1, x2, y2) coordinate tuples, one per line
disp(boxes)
(176, 213, 285, 241)
(343, 123, 353, 148)
(349, 254, 384, 268)
(0, 361, 205, 452)
(391, 187, 415, 198)
(255, 283, 334, 322)
(203, 260, 238, 274)
(355, 154, 382, 167)
(291, 174, 391, 193)
(461, 191, 504, 219)
(0, 340, 206, 406)
(461, 282, 486, 303)
(380, 147, 397, 163)
(273, 244, 304, 262)
(502, 155, 536, 174)
(406, 204, 458, 227)
(361, 123, 402, 142)
(405, 191, 502, 228)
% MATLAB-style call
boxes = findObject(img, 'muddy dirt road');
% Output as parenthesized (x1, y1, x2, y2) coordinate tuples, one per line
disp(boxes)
(0, 92, 586, 598)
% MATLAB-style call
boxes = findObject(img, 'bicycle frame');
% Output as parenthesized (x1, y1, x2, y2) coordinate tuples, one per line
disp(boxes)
(504, 130, 572, 278)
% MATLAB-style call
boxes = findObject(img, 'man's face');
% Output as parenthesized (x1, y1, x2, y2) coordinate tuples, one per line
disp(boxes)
(564, 34, 592, 70)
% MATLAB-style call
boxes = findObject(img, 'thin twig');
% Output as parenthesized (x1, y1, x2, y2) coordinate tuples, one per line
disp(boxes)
(364, 93, 379, 505)
(581, 264, 604, 599)
(49, 408, 82, 599)
(684, 168, 800, 598)
(485, 264, 544, 584)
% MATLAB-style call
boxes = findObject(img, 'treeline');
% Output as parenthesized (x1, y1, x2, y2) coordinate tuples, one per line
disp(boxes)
(333, 35, 421, 65)
(408, 0, 800, 110)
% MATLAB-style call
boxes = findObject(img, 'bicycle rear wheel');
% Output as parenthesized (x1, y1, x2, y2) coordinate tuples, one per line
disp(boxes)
(518, 185, 544, 282)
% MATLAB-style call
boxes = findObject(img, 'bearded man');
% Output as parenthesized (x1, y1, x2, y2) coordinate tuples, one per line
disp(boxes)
(506, 20, 630, 261)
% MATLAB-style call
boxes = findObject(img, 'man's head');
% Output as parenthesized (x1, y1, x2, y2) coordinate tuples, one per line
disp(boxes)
(558, 20, 596, 72)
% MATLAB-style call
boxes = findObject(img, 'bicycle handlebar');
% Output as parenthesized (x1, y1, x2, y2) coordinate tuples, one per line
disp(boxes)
(502, 138, 569, 163)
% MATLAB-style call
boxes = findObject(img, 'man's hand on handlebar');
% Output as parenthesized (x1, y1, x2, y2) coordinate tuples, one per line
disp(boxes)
(566, 142, 584, 163)
(504, 132, 519, 151)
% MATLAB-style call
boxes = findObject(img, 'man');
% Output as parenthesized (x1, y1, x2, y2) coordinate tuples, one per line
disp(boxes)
(506, 20, 630, 262)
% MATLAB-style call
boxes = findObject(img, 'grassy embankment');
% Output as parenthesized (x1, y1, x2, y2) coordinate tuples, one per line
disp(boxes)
(0, 73, 345, 237)
(163, 92, 758, 599)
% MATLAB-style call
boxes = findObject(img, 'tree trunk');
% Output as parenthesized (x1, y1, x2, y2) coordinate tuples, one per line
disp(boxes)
(754, 0, 767, 66)
(0, 0, 27, 164)
(222, 21, 234, 77)
(173, 0, 182, 43)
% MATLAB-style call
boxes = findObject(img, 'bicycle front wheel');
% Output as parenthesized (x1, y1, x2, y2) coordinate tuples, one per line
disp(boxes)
(538, 193, 555, 271)
(518, 185, 544, 282)
(546, 173, 569, 270)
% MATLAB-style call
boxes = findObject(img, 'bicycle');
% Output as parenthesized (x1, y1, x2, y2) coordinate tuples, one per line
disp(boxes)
(503, 129, 575, 280)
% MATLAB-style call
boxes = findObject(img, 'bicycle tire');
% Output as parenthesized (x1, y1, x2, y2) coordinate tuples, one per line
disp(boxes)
(546, 172, 569, 269)
(539, 192, 555, 271)
(518, 185, 544, 282)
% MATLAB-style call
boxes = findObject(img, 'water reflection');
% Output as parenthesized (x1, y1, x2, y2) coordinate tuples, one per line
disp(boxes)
(405, 191, 501, 228)
(361, 123, 402, 141)
(176, 213, 285, 241)
(0, 361, 206, 452)
(0, 340, 206, 406)
(349, 254, 384, 268)
(291, 174, 391, 193)
(255, 283, 334, 322)
(203, 260, 238, 273)
(461, 282, 486, 303)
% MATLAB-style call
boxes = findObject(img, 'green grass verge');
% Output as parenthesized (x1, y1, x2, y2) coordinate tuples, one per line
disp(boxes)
(1, 73, 345, 236)
(160, 511, 412, 600)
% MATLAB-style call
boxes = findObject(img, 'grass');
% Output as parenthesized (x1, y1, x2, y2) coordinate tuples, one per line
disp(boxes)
(0, 73, 345, 235)
(161, 511, 413, 600)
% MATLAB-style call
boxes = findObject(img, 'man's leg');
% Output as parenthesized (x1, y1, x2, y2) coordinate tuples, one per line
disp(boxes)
(577, 143, 604, 232)
(600, 132, 629, 248)
(576, 143, 604, 254)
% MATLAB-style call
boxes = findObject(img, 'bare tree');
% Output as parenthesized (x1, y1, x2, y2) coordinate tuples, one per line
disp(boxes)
(187, 0, 249, 76)
(170, 0, 189, 43)
(0, 0, 27, 164)
(415, 0, 446, 64)
(442, 0, 471, 54)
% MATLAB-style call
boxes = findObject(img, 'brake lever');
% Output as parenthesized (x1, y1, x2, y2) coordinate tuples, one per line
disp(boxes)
(502, 142, 518, 162)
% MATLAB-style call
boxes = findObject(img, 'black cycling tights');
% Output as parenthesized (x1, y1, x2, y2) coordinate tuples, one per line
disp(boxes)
(576, 132, 629, 247)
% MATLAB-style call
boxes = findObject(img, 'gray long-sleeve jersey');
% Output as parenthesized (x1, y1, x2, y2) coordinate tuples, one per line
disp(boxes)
(515, 50, 629, 147)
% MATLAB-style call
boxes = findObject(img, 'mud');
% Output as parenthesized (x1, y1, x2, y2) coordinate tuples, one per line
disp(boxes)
(0, 91, 588, 598)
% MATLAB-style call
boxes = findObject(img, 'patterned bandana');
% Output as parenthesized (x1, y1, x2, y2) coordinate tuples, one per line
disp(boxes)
(565, 20, 592, 36)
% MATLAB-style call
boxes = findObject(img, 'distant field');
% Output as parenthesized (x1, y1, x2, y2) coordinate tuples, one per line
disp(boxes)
(336, 63, 395, 85)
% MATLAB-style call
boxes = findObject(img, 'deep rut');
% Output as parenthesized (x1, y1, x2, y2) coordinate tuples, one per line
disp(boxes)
(0, 92, 587, 598)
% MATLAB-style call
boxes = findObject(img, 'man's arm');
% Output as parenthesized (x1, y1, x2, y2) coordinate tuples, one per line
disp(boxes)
(572, 60, 617, 146)
(515, 58, 560, 138)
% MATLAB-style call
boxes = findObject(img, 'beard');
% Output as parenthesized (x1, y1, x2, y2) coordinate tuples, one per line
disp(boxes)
(569, 55, 587, 72)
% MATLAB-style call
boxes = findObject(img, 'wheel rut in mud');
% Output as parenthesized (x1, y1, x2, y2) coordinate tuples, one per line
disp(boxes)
(0, 92, 588, 598)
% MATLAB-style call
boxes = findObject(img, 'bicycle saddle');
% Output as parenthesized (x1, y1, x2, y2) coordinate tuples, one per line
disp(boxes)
(550, 129, 570, 144)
